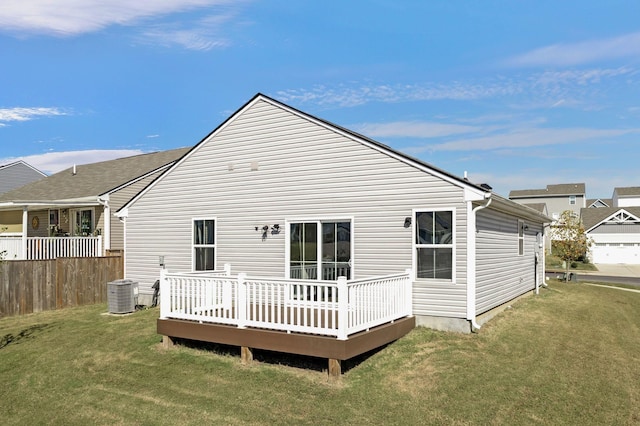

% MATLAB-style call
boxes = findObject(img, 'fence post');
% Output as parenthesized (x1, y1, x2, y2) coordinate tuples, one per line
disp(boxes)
(337, 276, 348, 340)
(237, 273, 247, 329)
(224, 263, 231, 276)
(159, 268, 170, 319)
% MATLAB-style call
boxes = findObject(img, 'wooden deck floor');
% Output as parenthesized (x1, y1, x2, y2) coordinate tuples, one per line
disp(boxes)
(158, 315, 415, 376)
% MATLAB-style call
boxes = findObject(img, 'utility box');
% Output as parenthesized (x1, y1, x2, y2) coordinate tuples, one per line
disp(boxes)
(107, 279, 138, 314)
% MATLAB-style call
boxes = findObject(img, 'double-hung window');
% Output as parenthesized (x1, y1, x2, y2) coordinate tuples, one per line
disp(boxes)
(415, 210, 454, 280)
(518, 220, 525, 256)
(193, 219, 216, 271)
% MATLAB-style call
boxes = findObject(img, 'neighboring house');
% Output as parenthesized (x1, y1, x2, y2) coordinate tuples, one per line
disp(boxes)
(509, 183, 586, 221)
(0, 148, 189, 260)
(612, 186, 640, 208)
(587, 198, 611, 208)
(581, 186, 640, 264)
(120, 93, 550, 338)
(0, 160, 46, 195)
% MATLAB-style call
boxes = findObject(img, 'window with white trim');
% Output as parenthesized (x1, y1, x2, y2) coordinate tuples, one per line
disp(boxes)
(518, 220, 525, 256)
(289, 220, 351, 280)
(569, 195, 576, 205)
(415, 210, 453, 279)
(72, 208, 94, 236)
(193, 219, 216, 271)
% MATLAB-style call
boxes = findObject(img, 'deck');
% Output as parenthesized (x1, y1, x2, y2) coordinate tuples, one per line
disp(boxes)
(158, 267, 415, 376)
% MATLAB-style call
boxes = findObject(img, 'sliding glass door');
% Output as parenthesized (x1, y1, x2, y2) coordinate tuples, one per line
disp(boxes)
(289, 220, 351, 280)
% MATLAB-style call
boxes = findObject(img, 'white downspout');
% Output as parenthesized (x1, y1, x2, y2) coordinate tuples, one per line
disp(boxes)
(97, 195, 110, 253)
(467, 195, 492, 331)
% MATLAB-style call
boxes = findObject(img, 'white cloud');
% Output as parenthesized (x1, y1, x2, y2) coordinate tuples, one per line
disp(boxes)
(507, 32, 640, 67)
(139, 13, 235, 51)
(354, 121, 481, 139)
(0, 107, 68, 123)
(0, 0, 234, 36)
(1, 149, 145, 175)
(406, 127, 640, 153)
(277, 67, 634, 109)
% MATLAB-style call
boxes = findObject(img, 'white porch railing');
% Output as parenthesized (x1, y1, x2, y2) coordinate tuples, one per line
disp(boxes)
(159, 267, 413, 340)
(0, 235, 103, 260)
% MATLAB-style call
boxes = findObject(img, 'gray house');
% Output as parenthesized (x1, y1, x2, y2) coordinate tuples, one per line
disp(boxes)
(120, 93, 549, 337)
(0, 160, 46, 195)
(0, 149, 189, 259)
(582, 186, 640, 264)
(509, 183, 586, 221)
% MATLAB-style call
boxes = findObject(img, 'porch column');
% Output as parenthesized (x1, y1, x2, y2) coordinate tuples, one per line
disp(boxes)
(21, 206, 28, 260)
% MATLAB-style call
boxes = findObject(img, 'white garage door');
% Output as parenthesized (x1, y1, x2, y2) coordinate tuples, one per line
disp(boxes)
(591, 243, 640, 264)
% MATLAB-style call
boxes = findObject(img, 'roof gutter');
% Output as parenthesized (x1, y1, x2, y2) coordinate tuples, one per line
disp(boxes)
(467, 193, 492, 332)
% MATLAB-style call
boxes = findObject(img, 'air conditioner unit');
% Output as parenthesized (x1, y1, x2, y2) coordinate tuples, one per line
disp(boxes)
(107, 279, 137, 314)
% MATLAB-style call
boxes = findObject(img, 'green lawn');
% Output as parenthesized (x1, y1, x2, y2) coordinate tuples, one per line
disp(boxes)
(1, 280, 639, 425)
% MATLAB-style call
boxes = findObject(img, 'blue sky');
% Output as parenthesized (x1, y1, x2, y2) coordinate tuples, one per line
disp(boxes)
(1, 1, 639, 199)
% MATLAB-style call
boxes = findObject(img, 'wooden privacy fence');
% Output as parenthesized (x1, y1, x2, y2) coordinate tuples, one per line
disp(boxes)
(0, 256, 123, 318)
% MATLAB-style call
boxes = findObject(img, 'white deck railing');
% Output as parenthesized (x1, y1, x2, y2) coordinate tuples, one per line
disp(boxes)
(159, 267, 413, 340)
(0, 235, 103, 260)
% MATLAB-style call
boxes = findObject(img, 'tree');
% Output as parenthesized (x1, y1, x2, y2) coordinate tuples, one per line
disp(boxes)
(552, 210, 593, 280)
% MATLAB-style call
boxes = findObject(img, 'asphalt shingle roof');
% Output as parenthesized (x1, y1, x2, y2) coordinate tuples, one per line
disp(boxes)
(614, 186, 640, 197)
(581, 206, 640, 230)
(0, 148, 190, 203)
(509, 183, 585, 198)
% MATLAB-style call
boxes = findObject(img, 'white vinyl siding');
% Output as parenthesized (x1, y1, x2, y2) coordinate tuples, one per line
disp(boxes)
(124, 98, 469, 316)
(475, 209, 541, 315)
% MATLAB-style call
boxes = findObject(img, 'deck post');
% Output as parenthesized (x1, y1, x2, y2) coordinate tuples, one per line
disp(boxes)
(162, 335, 174, 349)
(405, 268, 414, 316)
(237, 273, 247, 328)
(337, 276, 348, 340)
(328, 358, 341, 378)
(224, 263, 231, 276)
(159, 268, 170, 319)
(241, 346, 253, 365)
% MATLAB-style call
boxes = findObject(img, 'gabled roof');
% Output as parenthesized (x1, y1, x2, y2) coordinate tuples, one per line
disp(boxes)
(120, 93, 551, 224)
(509, 183, 586, 198)
(0, 148, 189, 206)
(587, 198, 611, 208)
(613, 186, 640, 197)
(0, 160, 46, 176)
(581, 206, 640, 231)
(522, 203, 548, 215)
(0, 160, 47, 194)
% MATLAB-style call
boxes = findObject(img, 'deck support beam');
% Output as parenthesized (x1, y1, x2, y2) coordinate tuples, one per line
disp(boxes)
(328, 358, 341, 378)
(241, 346, 253, 365)
(162, 335, 175, 349)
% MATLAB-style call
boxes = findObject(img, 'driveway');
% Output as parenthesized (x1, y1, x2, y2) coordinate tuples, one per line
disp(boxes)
(589, 264, 640, 277)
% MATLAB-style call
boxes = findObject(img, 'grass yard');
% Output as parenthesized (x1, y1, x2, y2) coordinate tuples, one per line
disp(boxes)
(1, 280, 639, 425)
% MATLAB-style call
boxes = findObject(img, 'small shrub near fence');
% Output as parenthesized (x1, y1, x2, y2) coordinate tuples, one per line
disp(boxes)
(0, 256, 123, 318)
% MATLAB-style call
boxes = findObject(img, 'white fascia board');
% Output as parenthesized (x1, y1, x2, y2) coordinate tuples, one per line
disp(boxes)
(586, 208, 640, 233)
(488, 196, 552, 224)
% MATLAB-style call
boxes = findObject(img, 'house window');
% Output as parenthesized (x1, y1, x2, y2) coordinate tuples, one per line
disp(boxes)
(415, 210, 453, 280)
(289, 220, 351, 280)
(569, 195, 576, 205)
(193, 219, 215, 271)
(518, 220, 525, 256)
(73, 209, 94, 236)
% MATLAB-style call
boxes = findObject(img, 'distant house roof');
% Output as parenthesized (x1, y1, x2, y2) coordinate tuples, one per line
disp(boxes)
(522, 203, 548, 214)
(587, 198, 612, 208)
(509, 183, 586, 198)
(0, 148, 190, 206)
(613, 186, 640, 197)
(581, 206, 640, 230)
(0, 160, 47, 194)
